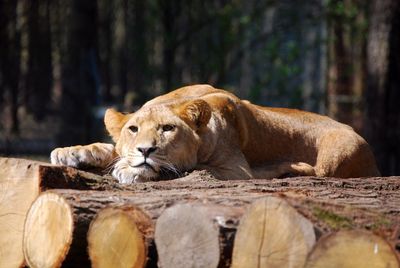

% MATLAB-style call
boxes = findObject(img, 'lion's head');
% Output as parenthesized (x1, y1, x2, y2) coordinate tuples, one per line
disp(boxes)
(104, 99, 212, 183)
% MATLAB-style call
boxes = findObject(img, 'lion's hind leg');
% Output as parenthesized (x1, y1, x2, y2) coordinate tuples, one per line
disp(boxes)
(314, 130, 380, 178)
(252, 161, 315, 179)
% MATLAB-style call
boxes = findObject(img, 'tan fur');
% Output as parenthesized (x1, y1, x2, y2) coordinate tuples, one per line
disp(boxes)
(51, 84, 380, 183)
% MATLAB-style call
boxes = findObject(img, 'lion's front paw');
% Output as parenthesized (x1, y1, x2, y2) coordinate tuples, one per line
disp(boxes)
(50, 143, 115, 168)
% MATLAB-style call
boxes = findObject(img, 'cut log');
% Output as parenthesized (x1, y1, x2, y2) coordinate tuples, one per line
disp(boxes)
(120, 171, 400, 252)
(23, 189, 246, 268)
(38, 164, 118, 190)
(120, 171, 400, 218)
(231, 196, 316, 268)
(0, 157, 116, 268)
(22, 189, 166, 268)
(0, 158, 43, 268)
(305, 230, 400, 268)
(23, 193, 75, 268)
(155, 203, 244, 268)
(22, 177, 400, 268)
(23, 191, 128, 268)
(87, 205, 153, 268)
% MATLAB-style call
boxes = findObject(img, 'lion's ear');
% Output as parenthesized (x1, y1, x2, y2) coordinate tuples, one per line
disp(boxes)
(176, 99, 211, 129)
(104, 108, 129, 142)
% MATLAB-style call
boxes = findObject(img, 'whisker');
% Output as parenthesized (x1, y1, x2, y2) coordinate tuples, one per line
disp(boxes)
(156, 158, 183, 178)
(103, 156, 122, 175)
(106, 156, 120, 167)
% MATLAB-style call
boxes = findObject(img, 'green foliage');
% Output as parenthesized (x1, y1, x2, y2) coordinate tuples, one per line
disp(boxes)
(249, 33, 304, 108)
(327, 0, 368, 39)
(0, 0, 328, 139)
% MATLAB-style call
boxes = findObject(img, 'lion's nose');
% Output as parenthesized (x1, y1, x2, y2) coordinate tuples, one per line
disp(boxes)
(137, 146, 158, 157)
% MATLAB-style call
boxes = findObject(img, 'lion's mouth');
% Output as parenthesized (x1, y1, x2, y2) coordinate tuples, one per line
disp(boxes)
(134, 161, 157, 172)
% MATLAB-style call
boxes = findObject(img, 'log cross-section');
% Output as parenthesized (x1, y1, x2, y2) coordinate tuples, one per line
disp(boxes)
(305, 230, 400, 267)
(23, 193, 74, 268)
(155, 204, 244, 268)
(23, 191, 117, 268)
(231, 196, 316, 268)
(0, 157, 117, 268)
(88, 205, 154, 268)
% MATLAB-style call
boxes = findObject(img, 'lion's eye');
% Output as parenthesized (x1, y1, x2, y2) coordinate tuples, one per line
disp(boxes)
(128, 125, 138, 133)
(162, 124, 175, 132)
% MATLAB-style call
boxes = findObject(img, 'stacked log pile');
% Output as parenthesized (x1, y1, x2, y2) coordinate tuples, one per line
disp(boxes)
(0, 157, 399, 268)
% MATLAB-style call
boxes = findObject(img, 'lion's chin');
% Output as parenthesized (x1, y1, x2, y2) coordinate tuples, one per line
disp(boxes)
(112, 162, 158, 184)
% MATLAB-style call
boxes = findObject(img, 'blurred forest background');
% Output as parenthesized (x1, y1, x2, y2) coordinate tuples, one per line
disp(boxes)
(0, 0, 399, 175)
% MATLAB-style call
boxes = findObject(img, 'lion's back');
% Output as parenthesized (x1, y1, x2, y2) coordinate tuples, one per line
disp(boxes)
(143, 84, 224, 107)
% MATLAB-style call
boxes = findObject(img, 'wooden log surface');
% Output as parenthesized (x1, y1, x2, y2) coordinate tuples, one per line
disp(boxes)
(155, 203, 244, 268)
(118, 170, 400, 249)
(24, 189, 248, 268)
(0, 157, 44, 268)
(23, 184, 400, 267)
(231, 197, 316, 268)
(88, 205, 154, 268)
(23, 191, 156, 268)
(0, 157, 116, 268)
(305, 230, 399, 268)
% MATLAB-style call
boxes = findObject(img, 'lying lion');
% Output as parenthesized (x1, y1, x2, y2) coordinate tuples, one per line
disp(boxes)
(51, 84, 380, 183)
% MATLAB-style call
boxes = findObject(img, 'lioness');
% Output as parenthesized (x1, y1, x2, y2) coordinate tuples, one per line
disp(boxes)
(51, 84, 380, 183)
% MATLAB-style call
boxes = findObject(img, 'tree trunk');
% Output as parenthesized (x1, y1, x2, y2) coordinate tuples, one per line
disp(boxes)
(112, 0, 128, 103)
(160, 0, 180, 91)
(0, 0, 21, 135)
(327, 0, 367, 131)
(58, 0, 99, 146)
(130, 0, 149, 105)
(26, 0, 53, 121)
(364, 0, 400, 175)
(97, 0, 113, 103)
